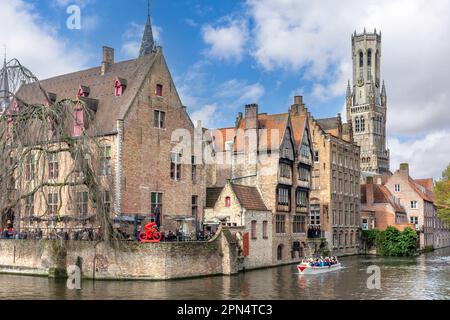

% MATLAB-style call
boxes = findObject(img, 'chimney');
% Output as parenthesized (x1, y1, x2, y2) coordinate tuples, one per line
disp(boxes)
(366, 176, 374, 206)
(399, 163, 409, 177)
(291, 96, 305, 115)
(245, 104, 258, 129)
(101, 46, 114, 75)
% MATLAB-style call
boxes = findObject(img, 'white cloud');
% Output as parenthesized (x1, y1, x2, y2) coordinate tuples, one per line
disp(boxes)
(389, 131, 450, 180)
(0, 0, 88, 80)
(190, 104, 219, 128)
(245, 0, 450, 136)
(202, 19, 249, 62)
(215, 79, 265, 105)
(121, 22, 162, 59)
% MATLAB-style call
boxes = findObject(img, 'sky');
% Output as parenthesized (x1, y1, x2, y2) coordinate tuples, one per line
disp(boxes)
(1, 0, 449, 180)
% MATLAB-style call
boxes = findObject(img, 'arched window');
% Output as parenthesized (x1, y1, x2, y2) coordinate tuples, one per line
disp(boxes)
(277, 245, 283, 261)
(367, 49, 372, 66)
(359, 51, 364, 68)
(360, 117, 365, 132)
(355, 117, 360, 133)
(225, 197, 231, 207)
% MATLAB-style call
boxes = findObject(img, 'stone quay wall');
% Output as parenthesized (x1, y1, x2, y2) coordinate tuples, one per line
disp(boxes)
(0, 228, 241, 280)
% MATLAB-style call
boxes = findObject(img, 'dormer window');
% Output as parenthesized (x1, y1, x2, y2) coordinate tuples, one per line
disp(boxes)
(156, 84, 163, 97)
(77, 86, 90, 98)
(114, 78, 127, 97)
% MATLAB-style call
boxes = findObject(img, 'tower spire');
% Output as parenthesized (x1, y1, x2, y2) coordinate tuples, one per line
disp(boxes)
(346, 80, 352, 97)
(0, 46, 10, 112)
(139, 0, 155, 57)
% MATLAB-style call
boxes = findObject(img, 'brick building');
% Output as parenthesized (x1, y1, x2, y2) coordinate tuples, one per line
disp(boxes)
(306, 103, 361, 256)
(360, 177, 412, 232)
(384, 164, 450, 249)
(206, 98, 314, 265)
(204, 181, 273, 269)
(11, 10, 205, 234)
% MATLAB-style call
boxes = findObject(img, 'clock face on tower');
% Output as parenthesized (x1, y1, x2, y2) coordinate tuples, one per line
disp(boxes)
(356, 78, 364, 87)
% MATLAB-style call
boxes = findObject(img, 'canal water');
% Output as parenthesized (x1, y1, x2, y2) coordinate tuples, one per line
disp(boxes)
(0, 247, 449, 300)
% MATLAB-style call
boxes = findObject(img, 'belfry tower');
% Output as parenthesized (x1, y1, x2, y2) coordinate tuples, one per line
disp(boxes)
(346, 29, 390, 174)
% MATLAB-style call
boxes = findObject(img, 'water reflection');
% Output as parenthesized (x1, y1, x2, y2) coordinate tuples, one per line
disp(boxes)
(0, 247, 449, 300)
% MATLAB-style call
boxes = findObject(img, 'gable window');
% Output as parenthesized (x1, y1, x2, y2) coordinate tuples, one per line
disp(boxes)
(263, 221, 268, 239)
(293, 215, 306, 234)
(170, 153, 182, 181)
(156, 84, 163, 97)
(154, 110, 166, 129)
(280, 162, 292, 179)
(298, 166, 310, 182)
(251, 220, 257, 239)
(411, 201, 418, 209)
(296, 189, 309, 208)
(48, 153, 59, 180)
(225, 196, 231, 207)
(395, 184, 401, 192)
(73, 108, 84, 137)
(100, 146, 112, 176)
(114, 79, 127, 97)
(301, 143, 310, 158)
(276, 215, 286, 234)
(25, 154, 35, 181)
(76, 191, 89, 219)
(277, 186, 290, 211)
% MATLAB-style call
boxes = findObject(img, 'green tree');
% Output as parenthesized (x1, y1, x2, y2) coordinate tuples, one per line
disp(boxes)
(433, 163, 450, 225)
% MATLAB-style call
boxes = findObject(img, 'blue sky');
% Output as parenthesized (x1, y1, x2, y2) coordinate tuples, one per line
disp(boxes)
(1, 0, 450, 179)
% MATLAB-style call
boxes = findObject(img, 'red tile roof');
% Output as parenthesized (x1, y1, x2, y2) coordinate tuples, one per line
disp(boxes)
(230, 184, 269, 211)
(409, 178, 435, 203)
(361, 184, 406, 213)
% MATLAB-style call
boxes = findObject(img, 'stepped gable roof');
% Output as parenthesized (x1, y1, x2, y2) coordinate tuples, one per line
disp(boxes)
(234, 113, 288, 152)
(206, 187, 224, 208)
(230, 184, 269, 211)
(208, 127, 236, 153)
(16, 52, 158, 135)
(290, 113, 307, 146)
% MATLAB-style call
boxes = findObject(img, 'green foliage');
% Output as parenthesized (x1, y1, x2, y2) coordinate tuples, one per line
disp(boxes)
(361, 227, 418, 257)
(434, 163, 450, 225)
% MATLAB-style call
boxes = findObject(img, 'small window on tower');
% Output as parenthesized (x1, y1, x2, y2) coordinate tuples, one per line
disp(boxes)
(359, 51, 364, 68)
(156, 84, 163, 97)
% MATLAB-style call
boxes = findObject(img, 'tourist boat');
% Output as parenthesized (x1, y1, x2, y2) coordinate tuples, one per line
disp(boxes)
(297, 262, 342, 275)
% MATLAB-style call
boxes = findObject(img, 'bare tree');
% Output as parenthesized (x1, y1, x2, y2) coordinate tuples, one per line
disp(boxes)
(0, 58, 116, 242)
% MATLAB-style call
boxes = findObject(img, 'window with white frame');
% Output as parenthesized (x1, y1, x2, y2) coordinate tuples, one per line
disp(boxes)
(411, 201, 418, 209)
(395, 184, 401, 192)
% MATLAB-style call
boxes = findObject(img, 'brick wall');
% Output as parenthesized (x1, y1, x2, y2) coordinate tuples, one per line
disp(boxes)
(0, 228, 239, 280)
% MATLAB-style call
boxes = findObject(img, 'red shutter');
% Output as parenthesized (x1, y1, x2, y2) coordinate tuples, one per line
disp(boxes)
(243, 232, 250, 257)
(73, 109, 84, 136)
